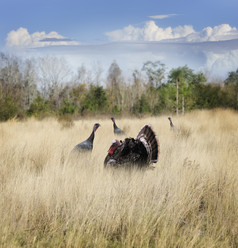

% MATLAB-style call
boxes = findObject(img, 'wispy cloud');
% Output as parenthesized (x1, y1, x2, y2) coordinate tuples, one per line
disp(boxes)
(40, 38, 74, 42)
(5, 27, 79, 50)
(149, 14, 177, 20)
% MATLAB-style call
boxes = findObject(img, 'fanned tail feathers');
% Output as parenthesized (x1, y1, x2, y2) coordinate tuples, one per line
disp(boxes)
(137, 124, 159, 164)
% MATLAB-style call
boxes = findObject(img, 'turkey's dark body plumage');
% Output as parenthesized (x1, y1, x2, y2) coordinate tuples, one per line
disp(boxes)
(104, 124, 159, 168)
(73, 140, 93, 151)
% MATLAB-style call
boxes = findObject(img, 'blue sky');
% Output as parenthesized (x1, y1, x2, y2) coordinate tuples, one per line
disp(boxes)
(1, 0, 238, 46)
(1, 0, 238, 78)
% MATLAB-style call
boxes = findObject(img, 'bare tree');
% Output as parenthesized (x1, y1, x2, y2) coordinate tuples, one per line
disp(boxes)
(128, 69, 146, 110)
(92, 62, 103, 86)
(0, 53, 22, 98)
(142, 61, 165, 88)
(107, 61, 123, 108)
(76, 64, 93, 86)
(22, 58, 38, 110)
(37, 56, 72, 108)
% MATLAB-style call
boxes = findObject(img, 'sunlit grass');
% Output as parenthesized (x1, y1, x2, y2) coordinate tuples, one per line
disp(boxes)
(0, 109, 238, 247)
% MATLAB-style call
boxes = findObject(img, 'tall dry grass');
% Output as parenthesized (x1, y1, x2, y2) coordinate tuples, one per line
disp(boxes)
(0, 109, 238, 248)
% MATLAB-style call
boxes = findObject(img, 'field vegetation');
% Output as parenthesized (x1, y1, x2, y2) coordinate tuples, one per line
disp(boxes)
(0, 109, 238, 247)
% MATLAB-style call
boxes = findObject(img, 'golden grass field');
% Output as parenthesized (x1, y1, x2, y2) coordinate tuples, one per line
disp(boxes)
(0, 109, 238, 248)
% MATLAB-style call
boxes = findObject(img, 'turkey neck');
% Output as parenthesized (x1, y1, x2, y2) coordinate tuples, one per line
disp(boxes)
(113, 122, 118, 129)
(169, 119, 173, 127)
(87, 129, 95, 142)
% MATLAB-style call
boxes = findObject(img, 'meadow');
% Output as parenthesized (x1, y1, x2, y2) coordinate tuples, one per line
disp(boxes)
(0, 109, 238, 248)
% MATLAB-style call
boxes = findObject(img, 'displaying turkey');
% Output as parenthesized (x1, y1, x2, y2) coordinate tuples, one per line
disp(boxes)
(72, 123, 100, 153)
(111, 117, 125, 135)
(104, 124, 159, 168)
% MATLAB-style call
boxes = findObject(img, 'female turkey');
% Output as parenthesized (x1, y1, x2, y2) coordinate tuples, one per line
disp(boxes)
(72, 123, 100, 153)
(104, 124, 159, 168)
(168, 117, 176, 130)
(111, 117, 125, 135)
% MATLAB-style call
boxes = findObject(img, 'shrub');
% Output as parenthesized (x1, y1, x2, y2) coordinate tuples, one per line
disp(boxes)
(59, 99, 76, 115)
(27, 96, 50, 118)
(81, 85, 108, 113)
(0, 96, 19, 121)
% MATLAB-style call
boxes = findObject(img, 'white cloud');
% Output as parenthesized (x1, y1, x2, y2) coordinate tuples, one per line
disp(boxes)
(106, 21, 195, 42)
(5, 27, 79, 50)
(186, 24, 238, 42)
(149, 14, 177, 20)
(105, 25, 143, 41)
(106, 21, 238, 43)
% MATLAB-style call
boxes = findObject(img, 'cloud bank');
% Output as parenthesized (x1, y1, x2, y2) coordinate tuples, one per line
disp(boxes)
(5, 27, 79, 49)
(105, 21, 238, 42)
(30, 39, 238, 80)
(5, 23, 238, 51)
(4, 24, 238, 80)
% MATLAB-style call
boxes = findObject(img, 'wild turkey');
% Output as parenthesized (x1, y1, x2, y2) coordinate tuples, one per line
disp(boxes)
(111, 117, 125, 135)
(72, 123, 100, 152)
(104, 124, 159, 168)
(168, 117, 176, 130)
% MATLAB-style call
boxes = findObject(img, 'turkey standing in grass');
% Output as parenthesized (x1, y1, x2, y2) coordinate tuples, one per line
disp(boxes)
(72, 123, 100, 153)
(168, 117, 176, 130)
(111, 117, 125, 135)
(104, 124, 159, 168)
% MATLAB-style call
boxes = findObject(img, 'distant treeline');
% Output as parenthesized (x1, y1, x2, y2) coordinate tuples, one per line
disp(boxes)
(0, 52, 237, 121)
